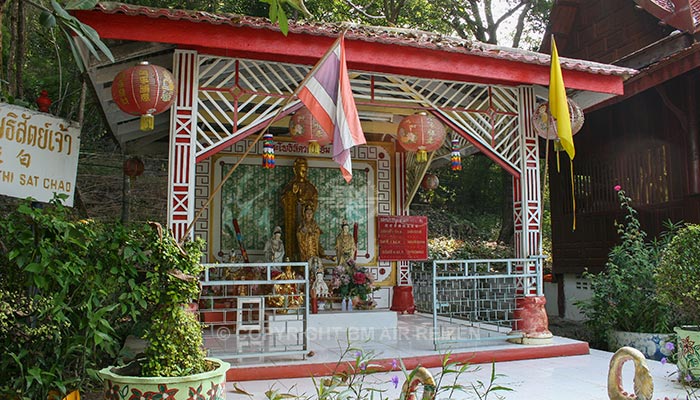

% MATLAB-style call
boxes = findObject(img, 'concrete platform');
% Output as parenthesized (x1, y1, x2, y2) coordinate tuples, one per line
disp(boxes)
(222, 313, 589, 382)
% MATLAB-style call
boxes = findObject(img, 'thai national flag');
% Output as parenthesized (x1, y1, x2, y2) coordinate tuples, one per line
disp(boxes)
(297, 35, 366, 183)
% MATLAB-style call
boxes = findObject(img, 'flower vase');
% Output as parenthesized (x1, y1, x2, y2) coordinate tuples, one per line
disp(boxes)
(341, 298, 347, 311)
(347, 298, 353, 312)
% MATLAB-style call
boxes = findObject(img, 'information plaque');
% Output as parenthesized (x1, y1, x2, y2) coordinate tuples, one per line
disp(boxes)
(377, 215, 428, 261)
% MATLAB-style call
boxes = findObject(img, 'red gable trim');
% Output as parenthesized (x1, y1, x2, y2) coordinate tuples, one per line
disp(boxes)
(72, 9, 628, 95)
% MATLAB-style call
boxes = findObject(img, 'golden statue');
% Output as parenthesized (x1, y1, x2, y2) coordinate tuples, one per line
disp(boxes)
(281, 158, 318, 261)
(268, 264, 303, 311)
(297, 205, 324, 262)
(335, 220, 356, 266)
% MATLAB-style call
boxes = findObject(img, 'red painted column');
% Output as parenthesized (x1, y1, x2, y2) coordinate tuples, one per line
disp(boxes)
(168, 50, 199, 242)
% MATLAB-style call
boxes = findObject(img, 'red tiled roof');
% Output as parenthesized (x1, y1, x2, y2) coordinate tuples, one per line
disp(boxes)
(92, 2, 636, 79)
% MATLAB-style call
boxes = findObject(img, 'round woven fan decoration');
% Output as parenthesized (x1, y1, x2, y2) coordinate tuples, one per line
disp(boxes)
(532, 98, 584, 140)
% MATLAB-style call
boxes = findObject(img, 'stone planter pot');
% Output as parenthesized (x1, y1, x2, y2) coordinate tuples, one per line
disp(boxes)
(608, 330, 673, 361)
(98, 357, 230, 400)
(675, 326, 700, 384)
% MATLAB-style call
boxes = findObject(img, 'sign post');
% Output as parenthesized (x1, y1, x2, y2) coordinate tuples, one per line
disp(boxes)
(0, 104, 81, 206)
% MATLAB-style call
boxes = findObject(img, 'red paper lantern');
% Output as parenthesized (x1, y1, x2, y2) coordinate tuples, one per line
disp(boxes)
(421, 173, 439, 191)
(397, 112, 446, 162)
(289, 107, 333, 154)
(123, 157, 145, 178)
(111, 61, 176, 131)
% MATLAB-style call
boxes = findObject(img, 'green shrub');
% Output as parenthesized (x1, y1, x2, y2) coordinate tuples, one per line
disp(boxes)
(133, 223, 206, 377)
(576, 188, 679, 349)
(656, 224, 700, 326)
(0, 197, 206, 397)
(0, 198, 142, 398)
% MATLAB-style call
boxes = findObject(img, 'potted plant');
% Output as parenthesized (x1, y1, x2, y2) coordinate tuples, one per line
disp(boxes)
(98, 222, 229, 400)
(577, 186, 679, 360)
(655, 223, 700, 385)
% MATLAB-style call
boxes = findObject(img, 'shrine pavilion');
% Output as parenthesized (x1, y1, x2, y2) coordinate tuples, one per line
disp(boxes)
(73, 2, 636, 357)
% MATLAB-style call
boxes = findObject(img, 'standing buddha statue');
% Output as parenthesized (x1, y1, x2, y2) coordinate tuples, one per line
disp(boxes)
(281, 157, 318, 261)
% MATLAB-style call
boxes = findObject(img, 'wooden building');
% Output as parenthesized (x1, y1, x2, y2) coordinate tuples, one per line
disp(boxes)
(543, 0, 700, 318)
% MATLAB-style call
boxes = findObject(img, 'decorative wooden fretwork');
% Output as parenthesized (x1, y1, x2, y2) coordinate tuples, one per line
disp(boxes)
(194, 55, 522, 177)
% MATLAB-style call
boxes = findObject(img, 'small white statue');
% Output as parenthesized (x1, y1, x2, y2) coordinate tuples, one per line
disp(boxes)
(312, 271, 329, 297)
(264, 226, 285, 263)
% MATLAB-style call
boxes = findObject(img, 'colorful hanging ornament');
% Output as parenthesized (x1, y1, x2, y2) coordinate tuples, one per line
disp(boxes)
(397, 112, 446, 162)
(262, 132, 275, 169)
(111, 61, 176, 131)
(450, 138, 462, 171)
(289, 107, 333, 154)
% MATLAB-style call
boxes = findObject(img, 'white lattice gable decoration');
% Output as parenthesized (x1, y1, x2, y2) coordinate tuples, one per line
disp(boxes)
(194, 55, 524, 177)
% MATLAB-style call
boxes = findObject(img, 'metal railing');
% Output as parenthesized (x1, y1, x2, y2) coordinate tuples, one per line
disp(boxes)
(411, 257, 543, 350)
(199, 262, 309, 360)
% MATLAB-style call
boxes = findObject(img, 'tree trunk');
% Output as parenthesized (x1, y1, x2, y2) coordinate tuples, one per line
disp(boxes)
(497, 169, 514, 244)
(0, 0, 6, 92)
(6, 0, 17, 96)
(15, 0, 25, 98)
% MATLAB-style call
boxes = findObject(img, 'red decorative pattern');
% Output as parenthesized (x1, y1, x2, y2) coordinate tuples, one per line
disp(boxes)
(168, 50, 198, 242)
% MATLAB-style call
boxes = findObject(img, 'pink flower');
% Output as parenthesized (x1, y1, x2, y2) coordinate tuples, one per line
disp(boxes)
(614, 185, 621, 192)
(353, 272, 367, 285)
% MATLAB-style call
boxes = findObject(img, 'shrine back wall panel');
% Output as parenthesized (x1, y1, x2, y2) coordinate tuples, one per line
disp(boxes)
(193, 138, 396, 285)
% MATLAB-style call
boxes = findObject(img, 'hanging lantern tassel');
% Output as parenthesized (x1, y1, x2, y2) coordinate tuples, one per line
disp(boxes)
(140, 113, 155, 131)
(262, 132, 275, 169)
(416, 149, 428, 162)
(308, 140, 320, 154)
(450, 139, 462, 171)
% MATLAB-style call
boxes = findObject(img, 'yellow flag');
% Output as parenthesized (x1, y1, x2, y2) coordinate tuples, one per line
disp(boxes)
(549, 36, 574, 160)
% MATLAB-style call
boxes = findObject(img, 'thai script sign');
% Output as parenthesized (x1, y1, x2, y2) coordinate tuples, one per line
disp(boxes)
(271, 141, 333, 155)
(0, 103, 81, 206)
(377, 215, 428, 261)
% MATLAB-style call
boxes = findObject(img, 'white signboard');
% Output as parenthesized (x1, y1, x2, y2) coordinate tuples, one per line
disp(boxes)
(0, 103, 81, 206)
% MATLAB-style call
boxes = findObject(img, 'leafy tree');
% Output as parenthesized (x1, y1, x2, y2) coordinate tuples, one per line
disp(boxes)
(1, 0, 113, 100)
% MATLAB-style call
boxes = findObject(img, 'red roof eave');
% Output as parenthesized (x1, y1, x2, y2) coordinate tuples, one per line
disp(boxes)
(72, 7, 630, 95)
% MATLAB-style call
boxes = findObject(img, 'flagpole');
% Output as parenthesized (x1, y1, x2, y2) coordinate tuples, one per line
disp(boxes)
(541, 126, 551, 236)
(178, 31, 349, 245)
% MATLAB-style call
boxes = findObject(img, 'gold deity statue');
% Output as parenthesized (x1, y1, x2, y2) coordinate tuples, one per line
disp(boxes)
(335, 219, 356, 266)
(268, 264, 303, 311)
(297, 205, 324, 262)
(281, 158, 318, 261)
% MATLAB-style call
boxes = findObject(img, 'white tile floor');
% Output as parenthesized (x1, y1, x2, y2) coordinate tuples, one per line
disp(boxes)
(224, 349, 690, 399)
(215, 313, 692, 399)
